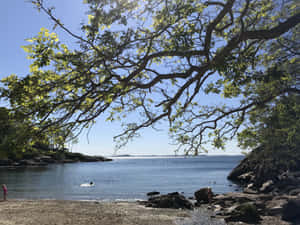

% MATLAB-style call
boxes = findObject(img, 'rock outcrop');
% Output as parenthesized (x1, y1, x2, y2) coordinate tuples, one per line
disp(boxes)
(224, 203, 261, 224)
(145, 192, 193, 210)
(228, 147, 300, 195)
(146, 191, 160, 196)
(282, 198, 300, 223)
(205, 192, 300, 224)
(194, 187, 213, 204)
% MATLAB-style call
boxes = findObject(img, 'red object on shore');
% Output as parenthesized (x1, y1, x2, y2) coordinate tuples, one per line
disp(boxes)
(2, 184, 7, 201)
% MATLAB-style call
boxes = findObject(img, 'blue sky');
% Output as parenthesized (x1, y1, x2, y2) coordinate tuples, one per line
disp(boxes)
(0, 0, 243, 156)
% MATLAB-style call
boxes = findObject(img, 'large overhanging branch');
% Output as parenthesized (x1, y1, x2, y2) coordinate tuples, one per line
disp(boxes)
(2, 0, 299, 152)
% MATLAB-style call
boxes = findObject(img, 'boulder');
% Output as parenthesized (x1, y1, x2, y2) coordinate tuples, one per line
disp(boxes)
(213, 192, 265, 205)
(0, 159, 13, 166)
(147, 191, 160, 196)
(290, 171, 300, 178)
(19, 159, 36, 166)
(289, 188, 300, 196)
(194, 187, 213, 204)
(277, 176, 300, 189)
(147, 192, 193, 210)
(243, 187, 257, 194)
(237, 172, 255, 183)
(282, 198, 300, 222)
(225, 203, 261, 224)
(265, 198, 288, 216)
(19, 159, 47, 166)
(227, 157, 250, 181)
(40, 155, 56, 163)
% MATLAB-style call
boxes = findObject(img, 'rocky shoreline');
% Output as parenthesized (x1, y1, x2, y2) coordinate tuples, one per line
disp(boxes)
(141, 189, 300, 224)
(0, 152, 112, 168)
(140, 152, 300, 225)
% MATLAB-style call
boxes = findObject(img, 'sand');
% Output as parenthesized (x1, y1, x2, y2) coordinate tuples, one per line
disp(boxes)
(0, 200, 290, 225)
(0, 200, 191, 225)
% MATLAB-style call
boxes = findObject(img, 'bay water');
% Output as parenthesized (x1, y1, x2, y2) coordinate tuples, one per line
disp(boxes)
(0, 155, 243, 201)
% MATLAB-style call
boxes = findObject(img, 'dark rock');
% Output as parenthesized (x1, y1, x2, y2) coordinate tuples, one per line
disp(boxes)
(63, 159, 77, 163)
(33, 157, 42, 162)
(40, 155, 56, 163)
(228, 146, 300, 195)
(237, 172, 255, 183)
(0, 159, 13, 166)
(147, 192, 193, 210)
(147, 191, 160, 196)
(19, 159, 36, 166)
(227, 157, 249, 181)
(282, 198, 300, 222)
(12, 162, 21, 167)
(290, 171, 300, 178)
(265, 198, 288, 216)
(64, 152, 112, 162)
(19, 159, 47, 166)
(279, 185, 300, 195)
(243, 187, 257, 194)
(194, 187, 213, 204)
(225, 203, 261, 224)
(277, 177, 300, 190)
(289, 188, 300, 196)
(213, 192, 262, 205)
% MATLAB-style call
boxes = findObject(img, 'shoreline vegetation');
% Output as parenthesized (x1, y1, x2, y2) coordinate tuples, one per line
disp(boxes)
(0, 151, 112, 168)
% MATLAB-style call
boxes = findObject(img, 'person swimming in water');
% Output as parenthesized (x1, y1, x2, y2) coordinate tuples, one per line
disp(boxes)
(80, 181, 94, 187)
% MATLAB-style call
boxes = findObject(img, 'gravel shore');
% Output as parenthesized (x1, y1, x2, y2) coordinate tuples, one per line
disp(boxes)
(1, 199, 291, 225)
(0, 200, 193, 225)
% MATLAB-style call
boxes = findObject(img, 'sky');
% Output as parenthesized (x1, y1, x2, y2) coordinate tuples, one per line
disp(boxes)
(0, 0, 244, 156)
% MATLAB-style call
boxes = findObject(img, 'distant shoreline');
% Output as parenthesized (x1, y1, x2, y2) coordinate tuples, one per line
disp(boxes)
(0, 152, 112, 168)
(110, 154, 244, 158)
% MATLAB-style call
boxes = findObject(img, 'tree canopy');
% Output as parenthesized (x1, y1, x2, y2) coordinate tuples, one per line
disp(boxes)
(1, 0, 299, 154)
(0, 106, 73, 160)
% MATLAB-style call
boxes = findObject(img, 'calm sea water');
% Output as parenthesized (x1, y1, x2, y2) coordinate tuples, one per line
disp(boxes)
(0, 155, 243, 201)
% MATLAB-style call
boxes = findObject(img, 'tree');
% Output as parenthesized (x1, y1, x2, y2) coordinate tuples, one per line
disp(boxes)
(0, 107, 34, 159)
(0, 106, 73, 160)
(1, 0, 299, 154)
(238, 27, 300, 151)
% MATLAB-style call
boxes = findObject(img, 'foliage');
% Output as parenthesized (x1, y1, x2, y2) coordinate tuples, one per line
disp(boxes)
(238, 94, 300, 150)
(1, 0, 299, 154)
(237, 23, 300, 151)
(0, 107, 33, 159)
(0, 107, 72, 160)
